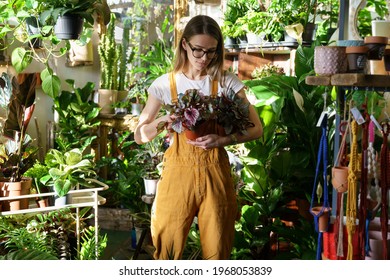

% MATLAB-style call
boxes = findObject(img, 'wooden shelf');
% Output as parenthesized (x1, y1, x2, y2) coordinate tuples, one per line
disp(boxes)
(305, 73, 390, 88)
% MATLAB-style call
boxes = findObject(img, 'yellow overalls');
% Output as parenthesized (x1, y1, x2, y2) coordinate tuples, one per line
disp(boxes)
(151, 73, 237, 260)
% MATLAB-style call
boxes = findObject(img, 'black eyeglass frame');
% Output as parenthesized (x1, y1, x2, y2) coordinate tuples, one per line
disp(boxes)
(186, 41, 217, 59)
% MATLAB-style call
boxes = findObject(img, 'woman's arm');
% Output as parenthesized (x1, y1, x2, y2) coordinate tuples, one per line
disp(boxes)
(134, 94, 171, 144)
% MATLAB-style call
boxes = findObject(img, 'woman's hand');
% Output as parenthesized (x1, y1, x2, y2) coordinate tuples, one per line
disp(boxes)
(187, 134, 230, 150)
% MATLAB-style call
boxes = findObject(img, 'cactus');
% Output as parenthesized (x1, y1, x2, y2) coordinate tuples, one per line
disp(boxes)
(117, 19, 131, 91)
(98, 13, 119, 90)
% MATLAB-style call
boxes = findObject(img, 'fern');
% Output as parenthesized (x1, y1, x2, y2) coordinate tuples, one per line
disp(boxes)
(76, 226, 107, 260)
(0, 249, 57, 260)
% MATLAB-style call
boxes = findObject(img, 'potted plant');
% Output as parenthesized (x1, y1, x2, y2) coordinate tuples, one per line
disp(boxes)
(97, 12, 120, 114)
(23, 161, 50, 208)
(161, 88, 254, 140)
(136, 133, 167, 195)
(0, 73, 39, 211)
(39, 148, 97, 205)
(0, 0, 110, 101)
(39, 0, 111, 40)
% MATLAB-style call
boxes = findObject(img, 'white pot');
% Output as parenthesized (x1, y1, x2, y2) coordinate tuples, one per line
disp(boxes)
(143, 178, 159, 195)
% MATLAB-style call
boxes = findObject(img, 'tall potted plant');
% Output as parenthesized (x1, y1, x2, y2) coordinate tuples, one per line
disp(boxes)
(97, 12, 120, 114)
(0, 73, 39, 211)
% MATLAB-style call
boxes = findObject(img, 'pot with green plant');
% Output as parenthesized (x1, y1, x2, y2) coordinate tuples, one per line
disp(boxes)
(136, 133, 167, 196)
(0, 73, 39, 211)
(39, 0, 111, 40)
(98, 12, 120, 115)
(39, 148, 97, 206)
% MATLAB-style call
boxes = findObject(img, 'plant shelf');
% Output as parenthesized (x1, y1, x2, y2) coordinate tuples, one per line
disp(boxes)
(305, 73, 390, 89)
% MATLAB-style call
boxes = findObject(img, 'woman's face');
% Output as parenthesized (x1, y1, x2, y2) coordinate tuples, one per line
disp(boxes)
(182, 34, 218, 72)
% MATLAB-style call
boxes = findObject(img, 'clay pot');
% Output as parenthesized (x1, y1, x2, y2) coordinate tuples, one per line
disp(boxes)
(311, 206, 331, 232)
(314, 46, 347, 75)
(36, 198, 50, 208)
(364, 36, 388, 60)
(345, 46, 368, 73)
(0, 178, 32, 211)
(331, 166, 349, 193)
(184, 120, 225, 141)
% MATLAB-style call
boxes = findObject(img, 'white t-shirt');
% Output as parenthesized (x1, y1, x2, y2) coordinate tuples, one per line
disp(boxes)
(148, 72, 245, 105)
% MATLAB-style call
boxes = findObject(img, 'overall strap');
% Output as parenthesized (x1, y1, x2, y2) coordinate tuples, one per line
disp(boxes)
(211, 79, 218, 97)
(169, 72, 178, 104)
(169, 72, 219, 101)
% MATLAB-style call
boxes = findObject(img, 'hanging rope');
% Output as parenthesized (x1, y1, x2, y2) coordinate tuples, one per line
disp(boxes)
(346, 120, 359, 260)
(358, 112, 369, 259)
(366, 119, 381, 256)
(310, 114, 330, 260)
(380, 122, 389, 260)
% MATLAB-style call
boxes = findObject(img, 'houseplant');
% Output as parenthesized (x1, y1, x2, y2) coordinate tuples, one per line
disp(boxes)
(39, 148, 97, 205)
(0, 73, 38, 211)
(39, 0, 111, 40)
(52, 79, 100, 152)
(97, 12, 120, 114)
(162, 88, 254, 140)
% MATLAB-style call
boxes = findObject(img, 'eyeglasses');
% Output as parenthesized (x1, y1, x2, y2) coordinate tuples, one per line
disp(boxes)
(186, 41, 217, 59)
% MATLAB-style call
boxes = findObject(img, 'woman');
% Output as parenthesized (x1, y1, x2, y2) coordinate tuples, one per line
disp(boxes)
(134, 15, 262, 260)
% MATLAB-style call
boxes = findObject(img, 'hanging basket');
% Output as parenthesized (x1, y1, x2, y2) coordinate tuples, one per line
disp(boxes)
(54, 14, 84, 40)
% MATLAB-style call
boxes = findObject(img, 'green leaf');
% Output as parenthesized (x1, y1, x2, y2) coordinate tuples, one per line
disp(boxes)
(11, 48, 33, 73)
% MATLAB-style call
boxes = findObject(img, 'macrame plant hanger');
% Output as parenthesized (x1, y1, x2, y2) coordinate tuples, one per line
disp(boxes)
(379, 121, 389, 260)
(334, 100, 350, 259)
(358, 97, 369, 260)
(310, 112, 330, 260)
(365, 105, 382, 257)
(346, 117, 359, 260)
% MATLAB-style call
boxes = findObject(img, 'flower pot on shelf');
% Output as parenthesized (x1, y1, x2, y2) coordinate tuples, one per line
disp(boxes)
(96, 89, 117, 115)
(0, 178, 32, 211)
(302, 23, 318, 43)
(36, 198, 50, 208)
(364, 36, 388, 60)
(345, 46, 368, 73)
(314, 46, 347, 75)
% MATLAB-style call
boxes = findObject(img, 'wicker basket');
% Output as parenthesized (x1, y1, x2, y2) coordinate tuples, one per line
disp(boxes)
(314, 46, 348, 75)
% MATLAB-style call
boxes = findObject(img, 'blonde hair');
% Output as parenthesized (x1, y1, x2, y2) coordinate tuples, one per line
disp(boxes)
(173, 15, 225, 81)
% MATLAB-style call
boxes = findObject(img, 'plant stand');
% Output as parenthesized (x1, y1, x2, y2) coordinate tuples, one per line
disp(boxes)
(0, 179, 108, 260)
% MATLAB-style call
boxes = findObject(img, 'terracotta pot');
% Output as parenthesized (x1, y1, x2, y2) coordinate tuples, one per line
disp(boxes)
(0, 178, 32, 211)
(311, 206, 331, 232)
(97, 89, 117, 115)
(364, 36, 388, 60)
(184, 120, 225, 141)
(331, 166, 349, 193)
(345, 46, 368, 73)
(36, 198, 50, 208)
(314, 46, 347, 75)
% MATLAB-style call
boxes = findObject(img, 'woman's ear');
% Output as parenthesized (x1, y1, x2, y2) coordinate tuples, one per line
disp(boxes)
(181, 39, 187, 51)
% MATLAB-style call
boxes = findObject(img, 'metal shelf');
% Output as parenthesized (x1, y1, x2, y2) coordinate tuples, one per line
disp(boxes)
(0, 179, 109, 259)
